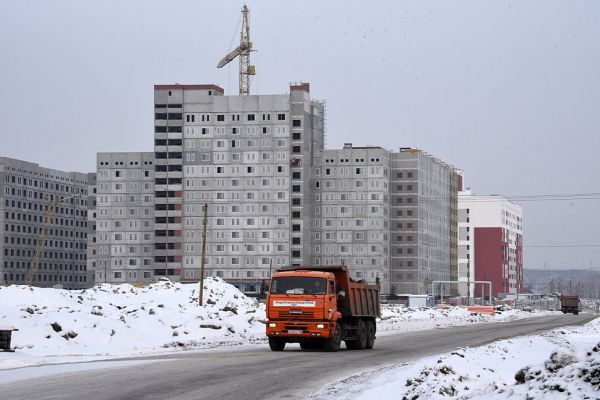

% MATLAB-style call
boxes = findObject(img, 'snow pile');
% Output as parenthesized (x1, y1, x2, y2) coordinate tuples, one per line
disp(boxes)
(317, 317, 600, 400)
(0, 278, 266, 369)
(0, 282, 560, 371)
(509, 339, 600, 398)
(581, 298, 600, 313)
(377, 304, 554, 335)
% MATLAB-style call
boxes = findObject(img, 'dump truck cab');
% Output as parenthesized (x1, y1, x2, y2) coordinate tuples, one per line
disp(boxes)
(266, 265, 380, 352)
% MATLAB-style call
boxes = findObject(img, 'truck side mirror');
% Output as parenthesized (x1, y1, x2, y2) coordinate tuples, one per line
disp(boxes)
(338, 289, 346, 299)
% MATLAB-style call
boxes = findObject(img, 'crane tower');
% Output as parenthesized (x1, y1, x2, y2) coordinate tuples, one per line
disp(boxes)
(216, 4, 256, 96)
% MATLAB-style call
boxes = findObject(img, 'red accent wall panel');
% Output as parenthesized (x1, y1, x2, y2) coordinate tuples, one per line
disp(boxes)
(474, 227, 506, 298)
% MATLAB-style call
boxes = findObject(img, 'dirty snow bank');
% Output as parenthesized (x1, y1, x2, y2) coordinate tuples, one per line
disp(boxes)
(315, 317, 600, 400)
(0, 278, 266, 369)
(378, 305, 555, 335)
(0, 281, 558, 371)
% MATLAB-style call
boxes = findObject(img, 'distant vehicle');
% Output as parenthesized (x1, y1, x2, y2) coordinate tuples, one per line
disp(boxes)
(266, 265, 380, 352)
(560, 294, 581, 315)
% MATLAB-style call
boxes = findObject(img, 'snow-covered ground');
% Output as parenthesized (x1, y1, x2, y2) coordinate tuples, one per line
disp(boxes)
(377, 304, 555, 335)
(0, 279, 558, 371)
(315, 317, 600, 400)
(0, 278, 266, 370)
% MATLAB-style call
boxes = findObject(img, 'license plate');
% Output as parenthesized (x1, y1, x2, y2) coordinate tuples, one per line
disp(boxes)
(287, 329, 303, 334)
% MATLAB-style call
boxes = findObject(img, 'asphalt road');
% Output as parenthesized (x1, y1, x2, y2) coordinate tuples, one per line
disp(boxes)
(0, 314, 596, 400)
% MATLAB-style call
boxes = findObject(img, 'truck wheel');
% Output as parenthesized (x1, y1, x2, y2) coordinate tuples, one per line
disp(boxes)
(365, 321, 376, 350)
(574, 311, 579, 315)
(325, 322, 342, 352)
(269, 337, 286, 351)
(356, 319, 368, 350)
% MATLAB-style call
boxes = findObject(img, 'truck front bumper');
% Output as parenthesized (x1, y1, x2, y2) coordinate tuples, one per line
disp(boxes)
(266, 321, 331, 339)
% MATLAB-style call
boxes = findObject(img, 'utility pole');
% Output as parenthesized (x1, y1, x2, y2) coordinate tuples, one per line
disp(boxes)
(467, 262, 471, 306)
(198, 203, 208, 306)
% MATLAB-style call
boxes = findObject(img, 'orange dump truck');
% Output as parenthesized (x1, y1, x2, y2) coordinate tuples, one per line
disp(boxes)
(266, 265, 380, 352)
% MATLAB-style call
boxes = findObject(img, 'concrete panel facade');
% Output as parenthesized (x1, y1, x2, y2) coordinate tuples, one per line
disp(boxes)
(0, 157, 91, 288)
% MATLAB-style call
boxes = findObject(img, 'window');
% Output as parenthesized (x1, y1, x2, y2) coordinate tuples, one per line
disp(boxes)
(292, 132, 301, 140)
(277, 113, 285, 121)
(247, 114, 255, 121)
(217, 114, 225, 121)
(292, 119, 301, 127)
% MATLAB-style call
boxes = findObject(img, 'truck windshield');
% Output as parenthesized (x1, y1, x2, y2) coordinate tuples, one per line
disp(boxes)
(270, 277, 327, 295)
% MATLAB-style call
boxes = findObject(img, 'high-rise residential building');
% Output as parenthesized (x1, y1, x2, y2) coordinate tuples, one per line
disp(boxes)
(458, 190, 523, 299)
(0, 157, 92, 288)
(86, 171, 97, 282)
(310, 145, 458, 295)
(88, 153, 155, 284)
(448, 170, 462, 295)
(312, 145, 391, 293)
(389, 148, 457, 295)
(83, 82, 459, 296)
(152, 83, 325, 292)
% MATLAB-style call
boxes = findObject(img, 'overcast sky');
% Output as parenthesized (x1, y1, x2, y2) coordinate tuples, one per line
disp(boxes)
(1, 1, 599, 270)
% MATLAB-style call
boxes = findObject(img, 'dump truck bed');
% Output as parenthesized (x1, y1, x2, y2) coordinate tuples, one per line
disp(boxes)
(277, 265, 380, 318)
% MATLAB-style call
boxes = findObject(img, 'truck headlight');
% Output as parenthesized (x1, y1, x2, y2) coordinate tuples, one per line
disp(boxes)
(316, 324, 325, 329)
(269, 323, 276, 328)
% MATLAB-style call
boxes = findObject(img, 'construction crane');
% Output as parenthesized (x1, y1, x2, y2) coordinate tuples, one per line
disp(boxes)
(26, 193, 80, 286)
(217, 4, 256, 96)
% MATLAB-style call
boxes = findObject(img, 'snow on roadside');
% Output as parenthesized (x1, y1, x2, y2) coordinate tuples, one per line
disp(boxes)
(0, 279, 559, 372)
(314, 317, 600, 400)
(377, 305, 556, 335)
(0, 278, 266, 370)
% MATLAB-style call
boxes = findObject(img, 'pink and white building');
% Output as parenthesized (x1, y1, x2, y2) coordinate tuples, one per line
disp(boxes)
(458, 190, 523, 299)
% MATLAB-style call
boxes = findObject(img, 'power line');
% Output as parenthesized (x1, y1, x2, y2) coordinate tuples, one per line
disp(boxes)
(529, 266, 600, 271)
(524, 244, 600, 248)
(469, 243, 600, 249)
(410, 192, 600, 203)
